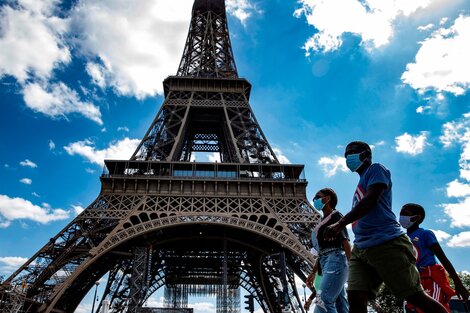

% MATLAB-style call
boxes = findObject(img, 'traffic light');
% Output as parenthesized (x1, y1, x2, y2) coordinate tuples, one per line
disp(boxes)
(244, 294, 254, 312)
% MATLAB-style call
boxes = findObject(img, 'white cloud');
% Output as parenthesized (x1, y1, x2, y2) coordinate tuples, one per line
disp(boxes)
(446, 180, 470, 198)
(0, 194, 69, 226)
(2, 0, 257, 107)
(226, 0, 260, 25)
(189, 302, 216, 313)
(416, 105, 432, 114)
(373, 140, 386, 147)
(208, 152, 221, 163)
(440, 116, 467, 148)
(0, 1, 99, 125)
(439, 113, 470, 228)
(0, 1, 70, 82)
(318, 155, 348, 177)
(273, 148, 291, 164)
(20, 178, 32, 185)
(442, 198, 470, 228)
(417, 23, 434, 31)
(395, 131, 428, 155)
(85, 62, 107, 89)
(430, 229, 451, 242)
(49, 139, 56, 150)
(440, 113, 470, 180)
(294, 0, 436, 54)
(144, 296, 164, 308)
(70, 0, 257, 99)
(70, 0, 193, 98)
(402, 15, 470, 96)
(0, 256, 28, 275)
(117, 126, 130, 132)
(23, 82, 103, 125)
(144, 296, 216, 313)
(19, 159, 37, 168)
(74, 303, 93, 313)
(72, 205, 85, 215)
(31, 192, 40, 198)
(64, 137, 140, 166)
(447, 231, 470, 247)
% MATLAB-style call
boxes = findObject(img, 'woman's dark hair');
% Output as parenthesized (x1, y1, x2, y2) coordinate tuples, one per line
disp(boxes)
(402, 203, 426, 223)
(319, 188, 338, 209)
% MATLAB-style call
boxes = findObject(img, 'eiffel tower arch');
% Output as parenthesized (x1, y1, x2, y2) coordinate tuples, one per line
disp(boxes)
(0, 1, 320, 312)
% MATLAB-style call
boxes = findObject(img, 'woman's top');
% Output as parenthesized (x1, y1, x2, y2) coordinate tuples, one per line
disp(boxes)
(312, 210, 349, 254)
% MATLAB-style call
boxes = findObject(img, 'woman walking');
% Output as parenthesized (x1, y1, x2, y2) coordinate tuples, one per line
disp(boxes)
(305, 188, 351, 313)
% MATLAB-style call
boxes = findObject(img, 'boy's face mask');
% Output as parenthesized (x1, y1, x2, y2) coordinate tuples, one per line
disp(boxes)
(399, 215, 417, 229)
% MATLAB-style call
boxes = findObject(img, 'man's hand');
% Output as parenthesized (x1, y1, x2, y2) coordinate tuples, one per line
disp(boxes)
(324, 221, 343, 241)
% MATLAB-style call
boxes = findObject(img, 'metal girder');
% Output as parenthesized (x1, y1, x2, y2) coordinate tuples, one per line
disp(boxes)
(177, 0, 237, 78)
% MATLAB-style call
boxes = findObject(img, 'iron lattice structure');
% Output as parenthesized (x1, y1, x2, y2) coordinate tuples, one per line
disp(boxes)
(0, 1, 320, 312)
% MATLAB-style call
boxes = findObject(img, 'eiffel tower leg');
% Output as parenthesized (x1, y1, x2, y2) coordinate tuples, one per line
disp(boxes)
(128, 247, 150, 312)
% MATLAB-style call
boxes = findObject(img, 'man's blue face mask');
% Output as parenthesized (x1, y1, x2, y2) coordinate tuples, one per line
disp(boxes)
(346, 153, 363, 172)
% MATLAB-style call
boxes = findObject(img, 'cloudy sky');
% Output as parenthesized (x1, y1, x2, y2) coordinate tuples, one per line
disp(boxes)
(1, 0, 470, 311)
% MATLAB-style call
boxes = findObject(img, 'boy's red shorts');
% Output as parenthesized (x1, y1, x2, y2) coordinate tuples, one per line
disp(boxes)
(405, 264, 455, 313)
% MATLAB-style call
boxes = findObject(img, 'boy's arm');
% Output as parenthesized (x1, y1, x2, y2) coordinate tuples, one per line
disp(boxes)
(325, 183, 386, 239)
(430, 242, 469, 301)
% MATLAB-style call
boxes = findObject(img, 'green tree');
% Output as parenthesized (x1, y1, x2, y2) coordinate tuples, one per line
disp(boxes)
(449, 271, 470, 291)
(372, 284, 404, 313)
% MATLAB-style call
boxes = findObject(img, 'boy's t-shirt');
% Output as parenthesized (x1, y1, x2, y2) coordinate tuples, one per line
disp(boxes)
(351, 163, 404, 249)
(408, 227, 438, 269)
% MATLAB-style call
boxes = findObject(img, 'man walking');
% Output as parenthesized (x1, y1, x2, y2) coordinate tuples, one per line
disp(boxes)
(325, 141, 448, 313)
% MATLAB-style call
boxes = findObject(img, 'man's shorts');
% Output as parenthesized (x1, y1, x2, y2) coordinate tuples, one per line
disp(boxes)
(348, 234, 423, 299)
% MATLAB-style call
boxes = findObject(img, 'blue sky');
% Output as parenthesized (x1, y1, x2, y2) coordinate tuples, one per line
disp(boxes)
(1, 0, 470, 312)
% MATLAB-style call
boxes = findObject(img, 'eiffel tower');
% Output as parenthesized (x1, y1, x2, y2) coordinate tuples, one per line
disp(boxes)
(0, 1, 320, 312)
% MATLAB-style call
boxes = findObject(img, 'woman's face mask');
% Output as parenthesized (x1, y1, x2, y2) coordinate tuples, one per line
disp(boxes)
(313, 198, 325, 211)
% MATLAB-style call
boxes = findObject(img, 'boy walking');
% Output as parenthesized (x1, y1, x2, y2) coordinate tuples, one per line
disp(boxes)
(400, 203, 469, 312)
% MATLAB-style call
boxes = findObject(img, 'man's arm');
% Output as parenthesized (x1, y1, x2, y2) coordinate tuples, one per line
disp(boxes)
(324, 183, 387, 239)
(342, 239, 351, 260)
(430, 242, 469, 301)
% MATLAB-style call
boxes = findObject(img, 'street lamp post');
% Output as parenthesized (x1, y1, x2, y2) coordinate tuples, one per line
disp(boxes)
(302, 284, 306, 302)
(91, 281, 100, 313)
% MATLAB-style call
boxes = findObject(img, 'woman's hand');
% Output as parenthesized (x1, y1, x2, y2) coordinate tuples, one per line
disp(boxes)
(304, 297, 312, 311)
(306, 272, 315, 289)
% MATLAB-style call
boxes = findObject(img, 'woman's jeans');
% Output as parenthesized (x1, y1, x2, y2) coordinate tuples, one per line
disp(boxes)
(314, 250, 349, 313)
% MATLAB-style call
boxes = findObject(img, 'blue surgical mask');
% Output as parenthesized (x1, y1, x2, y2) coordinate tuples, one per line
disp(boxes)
(399, 215, 417, 229)
(346, 153, 363, 172)
(313, 198, 325, 211)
